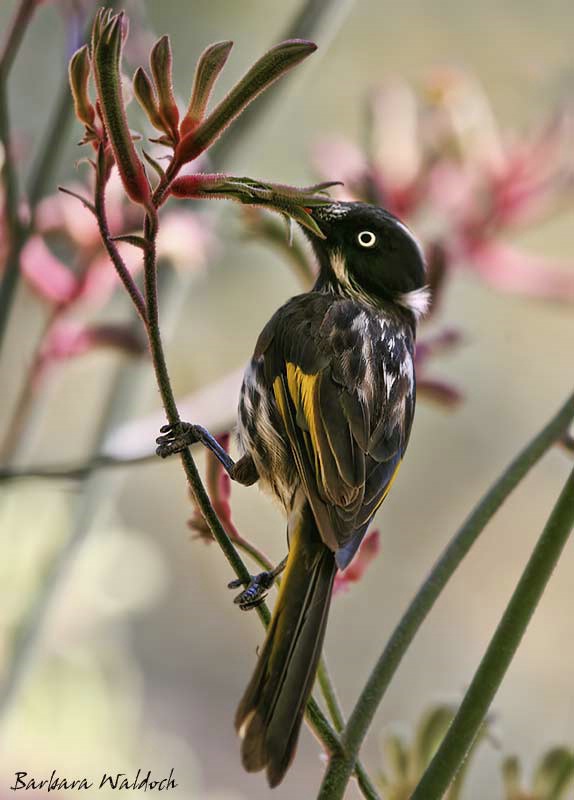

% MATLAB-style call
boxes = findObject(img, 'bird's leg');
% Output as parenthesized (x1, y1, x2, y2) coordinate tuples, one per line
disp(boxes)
(155, 422, 258, 486)
(228, 556, 288, 611)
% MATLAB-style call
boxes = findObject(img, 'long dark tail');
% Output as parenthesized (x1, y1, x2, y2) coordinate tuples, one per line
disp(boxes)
(235, 501, 336, 787)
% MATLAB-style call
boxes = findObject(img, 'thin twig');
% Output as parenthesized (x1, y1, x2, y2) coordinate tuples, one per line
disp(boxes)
(412, 462, 574, 798)
(94, 148, 147, 320)
(317, 388, 574, 800)
(0, 452, 152, 481)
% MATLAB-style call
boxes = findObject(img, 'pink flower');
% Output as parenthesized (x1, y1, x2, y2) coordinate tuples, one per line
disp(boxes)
(333, 531, 381, 596)
(313, 68, 574, 306)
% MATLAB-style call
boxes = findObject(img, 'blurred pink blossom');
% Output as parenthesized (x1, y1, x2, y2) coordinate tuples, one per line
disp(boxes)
(313, 68, 574, 307)
(34, 320, 145, 386)
(2, 169, 213, 386)
(333, 530, 380, 596)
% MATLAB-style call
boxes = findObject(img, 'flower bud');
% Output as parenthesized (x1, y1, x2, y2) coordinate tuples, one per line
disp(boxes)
(180, 40, 233, 138)
(69, 45, 95, 128)
(150, 35, 180, 142)
(92, 12, 152, 209)
(133, 66, 166, 133)
(174, 39, 317, 167)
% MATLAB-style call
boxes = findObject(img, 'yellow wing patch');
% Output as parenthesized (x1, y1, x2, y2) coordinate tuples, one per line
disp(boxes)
(274, 363, 325, 489)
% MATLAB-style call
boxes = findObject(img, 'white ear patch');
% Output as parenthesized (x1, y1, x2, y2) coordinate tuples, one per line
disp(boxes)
(397, 286, 431, 319)
(314, 203, 350, 221)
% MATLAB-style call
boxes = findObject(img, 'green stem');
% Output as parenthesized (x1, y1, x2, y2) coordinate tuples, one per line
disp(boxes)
(0, 0, 37, 75)
(317, 389, 574, 800)
(317, 660, 381, 800)
(412, 462, 574, 798)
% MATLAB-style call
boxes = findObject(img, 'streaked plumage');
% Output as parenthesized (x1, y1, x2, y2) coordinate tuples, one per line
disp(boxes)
(235, 201, 428, 786)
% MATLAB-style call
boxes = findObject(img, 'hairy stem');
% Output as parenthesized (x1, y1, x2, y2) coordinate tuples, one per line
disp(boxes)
(94, 151, 147, 320)
(317, 389, 574, 800)
(412, 462, 574, 797)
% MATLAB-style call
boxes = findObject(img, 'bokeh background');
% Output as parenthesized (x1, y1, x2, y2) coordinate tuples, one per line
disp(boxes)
(1, 1, 573, 798)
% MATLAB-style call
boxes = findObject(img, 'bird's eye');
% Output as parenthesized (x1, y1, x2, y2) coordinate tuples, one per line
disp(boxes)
(357, 231, 377, 248)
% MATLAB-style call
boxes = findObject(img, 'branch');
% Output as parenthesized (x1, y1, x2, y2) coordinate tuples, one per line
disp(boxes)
(317, 388, 574, 800)
(412, 462, 574, 798)
(0, 453, 152, 482)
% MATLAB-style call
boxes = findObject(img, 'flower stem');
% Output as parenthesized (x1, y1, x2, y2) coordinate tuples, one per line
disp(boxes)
(94, 153, 147, 320)
(412, 462, 574, 798)
(317, 389, 574, 800)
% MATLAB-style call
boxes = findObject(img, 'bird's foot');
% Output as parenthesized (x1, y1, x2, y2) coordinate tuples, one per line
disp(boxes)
(228, 571, 277, 611)
(155, 422, 198, 458)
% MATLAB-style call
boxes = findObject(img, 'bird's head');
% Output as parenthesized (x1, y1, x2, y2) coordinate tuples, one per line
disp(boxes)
(305, 201, 430, 320)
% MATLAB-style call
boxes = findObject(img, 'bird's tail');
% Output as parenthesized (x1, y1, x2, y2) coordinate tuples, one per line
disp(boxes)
(235, 501, 336, 787)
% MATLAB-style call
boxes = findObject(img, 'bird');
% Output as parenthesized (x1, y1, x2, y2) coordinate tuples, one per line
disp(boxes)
(156, 200, 429, 787)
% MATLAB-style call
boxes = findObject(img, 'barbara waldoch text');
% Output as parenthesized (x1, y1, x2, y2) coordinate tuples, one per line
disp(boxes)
(10, 769, 178, 792)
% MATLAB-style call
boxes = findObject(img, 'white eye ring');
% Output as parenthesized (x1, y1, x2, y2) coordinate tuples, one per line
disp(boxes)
(357, 230, 377, 248)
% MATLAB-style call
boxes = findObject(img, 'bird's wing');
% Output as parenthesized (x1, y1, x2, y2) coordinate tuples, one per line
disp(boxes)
(259, 294, 414, 564)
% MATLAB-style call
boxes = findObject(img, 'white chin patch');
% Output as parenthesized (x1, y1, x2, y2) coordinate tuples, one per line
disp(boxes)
(397, 286, 431, 319)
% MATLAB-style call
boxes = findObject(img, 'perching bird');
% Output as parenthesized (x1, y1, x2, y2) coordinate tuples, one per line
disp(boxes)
(156, 201, 429, 787)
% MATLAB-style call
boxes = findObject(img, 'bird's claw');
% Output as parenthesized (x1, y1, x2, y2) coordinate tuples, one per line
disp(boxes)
(228, 571, 276, 611)
(155, 421, 197, 458)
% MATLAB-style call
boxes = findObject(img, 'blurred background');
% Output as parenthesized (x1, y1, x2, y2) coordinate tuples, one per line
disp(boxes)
(1, 1, 573, 797)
